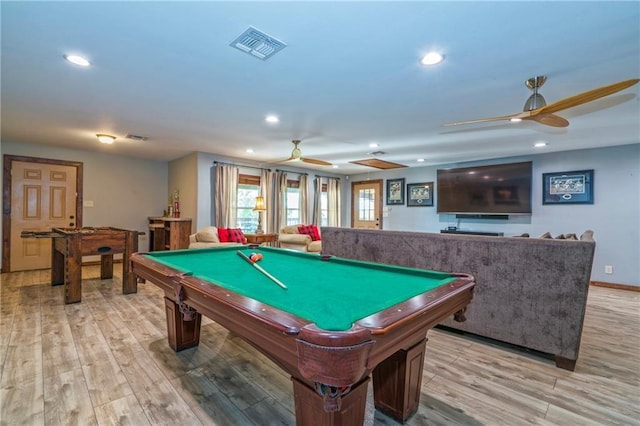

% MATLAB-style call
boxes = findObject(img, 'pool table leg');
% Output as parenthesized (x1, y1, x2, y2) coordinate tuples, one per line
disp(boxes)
(372, 338, 427, 422)
(292, 376, 369, 426)
(164, 297, 202, 351)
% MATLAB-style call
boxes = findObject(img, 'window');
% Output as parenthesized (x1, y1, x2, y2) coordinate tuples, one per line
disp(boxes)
(320, 184, 328, 226)
(358, 188, 375, 220)
(286, 182, 300, 225)
(237, 175, 260, 233)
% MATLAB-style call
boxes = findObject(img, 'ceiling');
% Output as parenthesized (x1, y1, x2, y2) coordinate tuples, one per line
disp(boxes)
(2, 2, 639, 175)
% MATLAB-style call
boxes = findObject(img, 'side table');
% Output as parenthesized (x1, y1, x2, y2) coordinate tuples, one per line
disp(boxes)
(245, 233, 278, 246)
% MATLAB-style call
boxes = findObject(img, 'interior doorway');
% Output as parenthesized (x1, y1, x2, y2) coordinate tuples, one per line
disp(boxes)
(2, 155, 83, 272)
(350, 179, 383, 229)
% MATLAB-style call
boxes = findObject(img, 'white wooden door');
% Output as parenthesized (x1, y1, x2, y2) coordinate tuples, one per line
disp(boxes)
(351, 180, 382, 229)
(10, 161, 78, 271)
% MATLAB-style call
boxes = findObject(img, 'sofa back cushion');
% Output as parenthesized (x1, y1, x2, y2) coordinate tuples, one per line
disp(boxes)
(227, 228, 247, 244)
(195, 226, 220, 243)
(281, 225, 300, 234)
(298, 224, 321, 241)
(218, 228, 230, 242)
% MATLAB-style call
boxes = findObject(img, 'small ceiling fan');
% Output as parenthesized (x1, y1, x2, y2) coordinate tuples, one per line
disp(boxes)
(275, 140, 332, 166)
(443, 77, 639, 128)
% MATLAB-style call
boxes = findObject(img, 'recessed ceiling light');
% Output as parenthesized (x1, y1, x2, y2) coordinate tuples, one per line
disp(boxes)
(246, 148, 254, 153)
(534, 142, 548, 148)
(417, 158, 425, 163)
(265, 115, 279, 124)
(96, 134, 116, 144)
(64, 54, 91, 67)
(369, 142, 379, 148)
(510, 118, 522, 123)
(420, 52, 444, 66)
(332, 165, 339, 169)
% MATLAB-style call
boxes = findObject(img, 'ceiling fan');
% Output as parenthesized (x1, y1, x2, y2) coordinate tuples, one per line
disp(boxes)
(275, 140, 332, 166)
(443, 77, 639, 128)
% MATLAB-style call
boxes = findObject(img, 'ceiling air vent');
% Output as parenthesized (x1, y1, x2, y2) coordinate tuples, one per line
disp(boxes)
(230, 26, 287, 61)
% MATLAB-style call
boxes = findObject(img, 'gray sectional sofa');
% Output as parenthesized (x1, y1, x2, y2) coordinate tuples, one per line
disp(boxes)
(321, 227, 596, 370)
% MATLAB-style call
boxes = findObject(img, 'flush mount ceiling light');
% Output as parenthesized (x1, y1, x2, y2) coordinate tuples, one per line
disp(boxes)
(64, 54, 91, 67)
(420, 51, 444, 66)
(265, 115, 279, 124)
(96, 134, 116, 144)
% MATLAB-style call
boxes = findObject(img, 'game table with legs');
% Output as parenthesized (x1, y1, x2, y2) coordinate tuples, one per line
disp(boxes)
(130, 246, 475, 425)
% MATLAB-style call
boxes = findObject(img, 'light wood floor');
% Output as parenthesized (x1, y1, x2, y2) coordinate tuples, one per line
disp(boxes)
(1, 267, 639, 425)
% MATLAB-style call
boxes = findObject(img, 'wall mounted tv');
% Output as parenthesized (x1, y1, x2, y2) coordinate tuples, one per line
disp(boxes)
(437, 161, 532, 216)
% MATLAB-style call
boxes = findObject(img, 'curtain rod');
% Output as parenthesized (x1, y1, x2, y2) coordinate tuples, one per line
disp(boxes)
(314, 174, 341, 180)
(275, 168, 308, 176)
(213, 161, 271, 172)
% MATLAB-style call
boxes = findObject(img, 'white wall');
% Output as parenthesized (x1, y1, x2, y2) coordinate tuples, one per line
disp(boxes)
(345, 144, 640, 286)
(2, 141, 168, 262)
(168, 153, 198, 234)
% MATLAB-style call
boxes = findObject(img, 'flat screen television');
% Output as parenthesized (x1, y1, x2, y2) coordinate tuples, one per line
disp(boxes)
(437, 161, 532, 216)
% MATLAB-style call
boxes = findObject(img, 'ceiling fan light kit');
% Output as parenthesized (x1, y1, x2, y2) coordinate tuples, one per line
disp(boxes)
(276, 140, 332, 166)
(443, 77, 639, 128)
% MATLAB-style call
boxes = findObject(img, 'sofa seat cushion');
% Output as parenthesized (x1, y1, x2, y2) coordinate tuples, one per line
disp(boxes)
(308, 240, 322, 253)
(189, 241, 243, 249)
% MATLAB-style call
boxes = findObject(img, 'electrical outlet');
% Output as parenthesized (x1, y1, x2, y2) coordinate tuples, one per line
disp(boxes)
(604, 265, 613, 274)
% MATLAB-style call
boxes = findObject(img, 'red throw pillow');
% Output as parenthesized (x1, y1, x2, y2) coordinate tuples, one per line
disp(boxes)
(228, 228, 246, 244)
(298, 224, 321, 241)
(218, 228, 230, 242)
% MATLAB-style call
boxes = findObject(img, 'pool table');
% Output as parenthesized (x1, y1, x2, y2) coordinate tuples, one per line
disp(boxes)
(130, 246, 475, 425)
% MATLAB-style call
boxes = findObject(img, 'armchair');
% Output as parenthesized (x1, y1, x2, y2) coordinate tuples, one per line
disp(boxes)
(278, 225, 322, 253)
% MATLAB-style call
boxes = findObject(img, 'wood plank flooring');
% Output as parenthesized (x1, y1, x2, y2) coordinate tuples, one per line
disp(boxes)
(1, 267, 638, 425)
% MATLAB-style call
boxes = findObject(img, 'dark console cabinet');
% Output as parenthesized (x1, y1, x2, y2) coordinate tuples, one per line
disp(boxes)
(148, 217, 192, 251)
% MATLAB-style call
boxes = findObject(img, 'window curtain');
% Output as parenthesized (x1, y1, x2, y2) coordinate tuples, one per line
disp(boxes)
(299, 174, 308, 225)
(327, 178, 341, 227)
(312, 177, 322, 225)
(260, 169, 275, 233)
(214, 164, 239, 227)
(273, 171, 288, 231)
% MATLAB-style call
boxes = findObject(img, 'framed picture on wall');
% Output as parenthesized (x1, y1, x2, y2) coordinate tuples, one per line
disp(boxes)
(542, 169, 594, 204)
(386, 178, 405, 205)
(407, 182, 434, 206)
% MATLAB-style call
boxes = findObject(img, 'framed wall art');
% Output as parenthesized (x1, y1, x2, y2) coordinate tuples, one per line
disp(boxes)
(407, 182, 434, 207)
(542, 169, 594, 205)
(386, 178, 405, 205)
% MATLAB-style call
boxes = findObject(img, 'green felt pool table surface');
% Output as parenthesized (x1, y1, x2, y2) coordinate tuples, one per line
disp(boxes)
(142, 246, 458, 331)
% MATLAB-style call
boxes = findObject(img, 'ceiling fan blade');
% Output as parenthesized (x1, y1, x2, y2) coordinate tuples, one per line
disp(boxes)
(269, 155, 296, 164)
(443, 113, 522, 127)
(301, 157, 332, 166)
(534, 78, 639, 115)
(525, 113, 569, 127)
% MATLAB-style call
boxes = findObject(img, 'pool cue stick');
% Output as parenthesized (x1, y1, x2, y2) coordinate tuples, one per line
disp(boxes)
(236, 250, 287, 290)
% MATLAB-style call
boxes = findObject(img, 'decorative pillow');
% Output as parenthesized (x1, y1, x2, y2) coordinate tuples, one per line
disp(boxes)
(539, 232, 552, 239)
(195, 226, 219, 243)
(227, 228, 246, 244)
(298, 224, 321, 241)
(218, 228, 230, 242)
